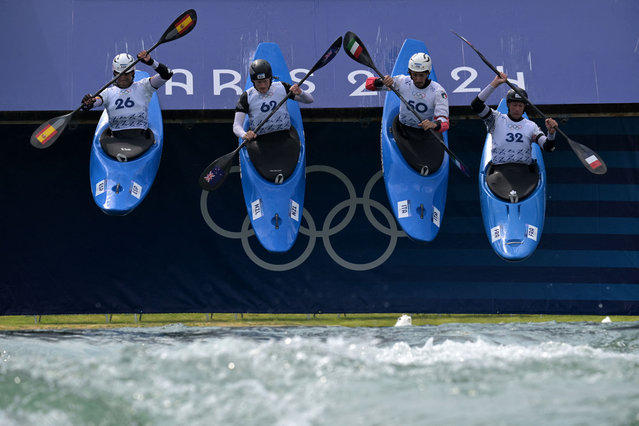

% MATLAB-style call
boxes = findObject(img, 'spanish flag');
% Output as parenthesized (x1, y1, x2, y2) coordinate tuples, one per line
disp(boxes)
(175, 15, 194, 35)
(346, 38, 364, 59)
(35, 124, 57, 145)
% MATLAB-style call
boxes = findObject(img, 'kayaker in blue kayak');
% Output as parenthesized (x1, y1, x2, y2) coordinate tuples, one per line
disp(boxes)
(472, 72, 558, 201)
(80, 51, 173, 160)
(233, 59, 313, 141)
(233, 59, 313, 181)
(367, 53, 449, 132)
(365, 53, 449, 175)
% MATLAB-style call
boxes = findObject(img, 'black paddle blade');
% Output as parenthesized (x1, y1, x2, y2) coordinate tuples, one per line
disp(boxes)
(199, 150, 235, 191)
(451, 31, 473, 48)
(30, 112, 73, 149)
(343, 31, 376, 69)
(566, 137, 607, 175)
(160, 9, 197, 44)
(312, 36, 342, 72)
(452, 31, 484, 58)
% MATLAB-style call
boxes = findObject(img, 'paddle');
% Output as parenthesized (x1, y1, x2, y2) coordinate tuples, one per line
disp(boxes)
(452, 31, 607, 175)
(343, 31, 470, 178)
(199, 36, 343, 191)
(30, 9, 198, 149)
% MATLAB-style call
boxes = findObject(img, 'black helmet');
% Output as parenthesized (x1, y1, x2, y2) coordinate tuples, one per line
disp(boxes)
(250, 59, 272, 81)
(506, 88, 528, 104)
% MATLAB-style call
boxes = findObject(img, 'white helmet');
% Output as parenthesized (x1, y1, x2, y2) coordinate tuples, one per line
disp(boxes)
(408, 53, 432, 73)
(112, 53, 135, 73)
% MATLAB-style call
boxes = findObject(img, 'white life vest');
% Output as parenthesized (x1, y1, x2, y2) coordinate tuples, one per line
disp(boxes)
(484, 110, 543, 165)
(393, 75, 449, 129)
(246, 81, 291, 135)
(100, 78, 156, 131)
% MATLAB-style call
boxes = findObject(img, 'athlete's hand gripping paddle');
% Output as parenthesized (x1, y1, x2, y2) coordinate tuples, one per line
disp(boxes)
(30, 9, 198, 149)
(452, 31, 607, 175)
(198, 36, 343, 191)
(343, 31, 471, 178)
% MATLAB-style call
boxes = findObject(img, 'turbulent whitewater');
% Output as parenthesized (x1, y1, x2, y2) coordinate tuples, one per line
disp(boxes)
(2, 321, 639, 425)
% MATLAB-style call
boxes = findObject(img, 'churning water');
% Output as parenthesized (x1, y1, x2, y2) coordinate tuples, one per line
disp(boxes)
(1, 321, 639, 425)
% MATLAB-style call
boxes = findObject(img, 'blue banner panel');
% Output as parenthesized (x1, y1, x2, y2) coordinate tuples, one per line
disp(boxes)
(2, 0, 638, 111)
(1, 116, 638, 315)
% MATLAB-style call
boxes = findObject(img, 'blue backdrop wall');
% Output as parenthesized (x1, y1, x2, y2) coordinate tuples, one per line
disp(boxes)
(1, 0, 638, 315)
(2, 0, 638, 110)
(2, 115, 638, 316)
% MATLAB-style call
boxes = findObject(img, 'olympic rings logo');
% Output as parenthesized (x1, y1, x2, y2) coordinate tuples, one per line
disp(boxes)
(508, 123, 522, 130)
(412, 91, 426, 99)
(200, 165, 408, 271)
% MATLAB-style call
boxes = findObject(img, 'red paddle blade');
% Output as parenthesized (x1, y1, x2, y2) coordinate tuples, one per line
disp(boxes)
(30, 112, 73, 149)
(160, 9, 197, 44)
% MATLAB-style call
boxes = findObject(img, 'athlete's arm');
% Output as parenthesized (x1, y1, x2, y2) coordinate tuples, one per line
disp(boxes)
(471, 84, 497, 118)
(233, 112, 251, 140)
(138, 50, 173, 89)
(365, 75, 393, 91)
(432, 86, 450, 132)
(232, 92, 251, 139)
(471, 73, 507, 118)
(149, 63, 173, 89)
(534, 118, 558, 152)
(293, 91, 313, 104)
(365, 77, 385, 91)
(283, 83, 314, 104)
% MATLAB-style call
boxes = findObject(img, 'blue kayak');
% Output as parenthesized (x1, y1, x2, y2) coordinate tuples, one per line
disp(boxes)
(479, 99, 546, 261)
(89, 71, 163, 216)
(239, 43, 306, 252)
(381, 39, 449, 242)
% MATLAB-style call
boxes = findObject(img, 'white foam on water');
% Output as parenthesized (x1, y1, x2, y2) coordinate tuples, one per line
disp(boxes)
(1, 323, 639, 425)
(394, 314, 412, 327)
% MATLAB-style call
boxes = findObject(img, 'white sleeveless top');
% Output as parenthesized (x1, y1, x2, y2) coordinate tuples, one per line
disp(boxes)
(242, 81, 291, 135)
(391, 75, 449, 128)
(483, 110, 543, 165)
(100, 77, 156, 131)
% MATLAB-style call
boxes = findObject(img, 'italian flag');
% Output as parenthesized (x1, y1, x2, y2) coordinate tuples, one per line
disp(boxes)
(346, 38, 364, 59)
(175, 15, 194, 34)
(35, 124, 57, 145)
(585, 154, 602, 169)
